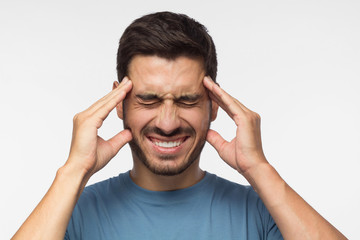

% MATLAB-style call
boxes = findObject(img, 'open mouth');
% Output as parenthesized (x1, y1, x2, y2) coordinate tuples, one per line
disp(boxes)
(147, 136, 189, 150)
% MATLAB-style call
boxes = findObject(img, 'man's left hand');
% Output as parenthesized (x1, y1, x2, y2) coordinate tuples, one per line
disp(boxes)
(203, 76, 269, 177)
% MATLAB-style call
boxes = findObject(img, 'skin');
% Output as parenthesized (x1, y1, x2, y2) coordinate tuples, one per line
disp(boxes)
(12, 78, 133, 239)
(203, 77, 347, 240)
(12, 55, 347, 240)
(113, 55, 218, 191)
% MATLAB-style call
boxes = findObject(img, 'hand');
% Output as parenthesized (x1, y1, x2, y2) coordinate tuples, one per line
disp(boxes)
(66, 77, 133, 177)
(203, 77, 268, 177)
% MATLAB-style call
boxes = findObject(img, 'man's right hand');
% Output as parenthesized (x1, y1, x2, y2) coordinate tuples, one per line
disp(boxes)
(66, 77, 133, 179)
(11, 78, 133, 240)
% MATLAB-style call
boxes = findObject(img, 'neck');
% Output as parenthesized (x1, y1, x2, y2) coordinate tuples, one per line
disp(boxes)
(130, 159, 205, 191)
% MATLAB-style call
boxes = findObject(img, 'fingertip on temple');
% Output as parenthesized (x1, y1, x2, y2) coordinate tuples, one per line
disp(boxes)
(203, 76, 213, 88)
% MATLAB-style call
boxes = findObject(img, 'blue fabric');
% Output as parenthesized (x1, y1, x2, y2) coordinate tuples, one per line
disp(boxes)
(65, 171, 283, 239)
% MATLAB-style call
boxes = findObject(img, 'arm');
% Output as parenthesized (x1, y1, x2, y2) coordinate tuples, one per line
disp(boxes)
(203, 77, 347, 240)
(11, 78, 133, 240)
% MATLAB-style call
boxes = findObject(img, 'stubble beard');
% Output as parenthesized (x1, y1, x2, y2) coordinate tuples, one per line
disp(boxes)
(123, 103, 211, 176)
(128, 133, 206, 176)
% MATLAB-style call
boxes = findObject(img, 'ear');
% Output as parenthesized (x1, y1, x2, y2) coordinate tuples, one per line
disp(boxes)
(210, 99, 219, 122)
(113, 81, 124, 120)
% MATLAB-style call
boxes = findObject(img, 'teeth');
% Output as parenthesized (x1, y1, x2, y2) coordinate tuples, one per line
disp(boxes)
(154, 140, 182, 148)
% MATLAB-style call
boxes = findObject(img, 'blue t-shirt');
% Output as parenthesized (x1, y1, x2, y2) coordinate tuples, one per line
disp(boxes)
(65, 171, 283, 239)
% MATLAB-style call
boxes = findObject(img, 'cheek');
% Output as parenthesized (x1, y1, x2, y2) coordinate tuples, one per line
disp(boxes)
(125, 107, 156, 129)
(180, 108, 210, 131)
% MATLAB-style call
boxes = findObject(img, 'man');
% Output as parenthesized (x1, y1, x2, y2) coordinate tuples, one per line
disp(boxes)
(12, 12, 346, 239)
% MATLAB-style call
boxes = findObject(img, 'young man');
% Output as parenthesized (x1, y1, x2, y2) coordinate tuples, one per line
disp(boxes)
(13, 12, 346, 239)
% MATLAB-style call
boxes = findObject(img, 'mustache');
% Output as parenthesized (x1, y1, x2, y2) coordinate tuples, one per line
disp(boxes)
(142, 126, 194, 137)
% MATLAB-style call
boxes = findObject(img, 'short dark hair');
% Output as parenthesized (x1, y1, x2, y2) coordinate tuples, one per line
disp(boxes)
(116, 11, 217, 82)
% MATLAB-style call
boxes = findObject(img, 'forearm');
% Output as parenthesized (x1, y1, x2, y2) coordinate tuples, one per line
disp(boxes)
(12, 162, 88, 240)
(244, 161, 347, 240)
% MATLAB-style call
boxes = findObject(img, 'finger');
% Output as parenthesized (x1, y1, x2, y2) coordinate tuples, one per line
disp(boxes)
(92, 80, 132, 122)
(204, 79, 231, 113)
(86, 77, 131, 116)
(204, 76, 248, 112)
(233, 98, 251, 112)
(208, 91, 234, 119)
(206, 129, 236, 169)
(106, 129, 133, 157)
(204, 77, 246, 125)
(74, 79, 132, 131)
(206, 129, 228, 154)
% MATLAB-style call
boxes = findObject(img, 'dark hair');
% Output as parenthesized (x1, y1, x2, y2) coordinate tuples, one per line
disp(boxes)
(116, 11, 217, 82)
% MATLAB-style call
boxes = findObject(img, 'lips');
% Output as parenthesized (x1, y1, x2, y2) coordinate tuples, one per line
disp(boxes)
(148, 137, 187, 147)
(147, 136, 189, 154)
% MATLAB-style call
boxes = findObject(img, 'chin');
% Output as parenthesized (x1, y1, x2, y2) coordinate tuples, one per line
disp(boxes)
(144, 157, 197, 176)
(129, 138, 205, 176)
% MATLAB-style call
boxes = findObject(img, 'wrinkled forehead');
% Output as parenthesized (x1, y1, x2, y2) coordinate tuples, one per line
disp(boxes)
(128, 55, 206, 98)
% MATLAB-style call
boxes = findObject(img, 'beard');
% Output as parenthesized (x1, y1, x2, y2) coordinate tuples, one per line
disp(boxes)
(123, 103, 211, 176)
(126, 125, 207, 176)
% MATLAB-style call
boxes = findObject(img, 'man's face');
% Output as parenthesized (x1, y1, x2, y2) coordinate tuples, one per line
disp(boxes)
(120, 55, 217, 176)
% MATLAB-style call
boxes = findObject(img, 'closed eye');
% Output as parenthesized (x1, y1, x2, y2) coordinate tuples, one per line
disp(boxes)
(136, 93, 161, 107)
(138, 101, 161, 107)
(135, 93, 202, 108)
(176, 101, 199, 108)
(176, 94, 202, 107)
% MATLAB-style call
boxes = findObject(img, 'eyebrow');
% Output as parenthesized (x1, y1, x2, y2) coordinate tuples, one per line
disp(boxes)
(135, 93, 159, 101)
(177, 94, 202, 102)
(135, 93, 203, 102)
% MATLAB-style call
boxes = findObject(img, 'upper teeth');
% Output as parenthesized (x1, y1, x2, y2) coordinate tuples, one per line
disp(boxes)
(154, 141, 182, 148)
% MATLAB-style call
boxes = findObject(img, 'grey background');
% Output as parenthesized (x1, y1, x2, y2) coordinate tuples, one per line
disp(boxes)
(1, 0, 359, 239)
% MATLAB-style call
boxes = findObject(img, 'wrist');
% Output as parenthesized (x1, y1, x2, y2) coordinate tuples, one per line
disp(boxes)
(242, 161, 280, 189)
(241, 154, 271, 185)
(242, 162, 272, 190)
(243, 162, 288, 208)
(57, 161, 91, 193)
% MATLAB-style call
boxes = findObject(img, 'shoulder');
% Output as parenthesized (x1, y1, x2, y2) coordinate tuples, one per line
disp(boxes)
(207, 173, 265, 210)
(209, 173, 256, 197)
(82, 177, 114, 196)
(77, 173, 126, 207)
(209, 173, 282, 236)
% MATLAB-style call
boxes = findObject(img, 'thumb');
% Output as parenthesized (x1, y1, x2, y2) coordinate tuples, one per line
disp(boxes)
(206, 129, 227, 154)
(107, 129, 133, 156)
(207, 129, 237, 170)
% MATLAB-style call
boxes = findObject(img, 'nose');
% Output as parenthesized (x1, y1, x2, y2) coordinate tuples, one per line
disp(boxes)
(154, 100, 181, 135)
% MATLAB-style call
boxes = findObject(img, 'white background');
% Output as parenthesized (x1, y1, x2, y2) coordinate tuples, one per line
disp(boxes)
(1, 0, 359, 239)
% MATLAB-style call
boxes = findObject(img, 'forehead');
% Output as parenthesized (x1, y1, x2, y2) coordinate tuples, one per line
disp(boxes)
(128, 55, 206, 97)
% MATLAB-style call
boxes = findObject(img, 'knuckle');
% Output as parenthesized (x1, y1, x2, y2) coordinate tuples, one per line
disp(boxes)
(73, 113, 80, 123)
(246, 111, 261, 122)
(73, 112, 88, 125)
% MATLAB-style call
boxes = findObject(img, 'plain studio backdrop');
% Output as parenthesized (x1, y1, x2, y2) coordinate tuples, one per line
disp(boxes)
(1, 0, 359, 239)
